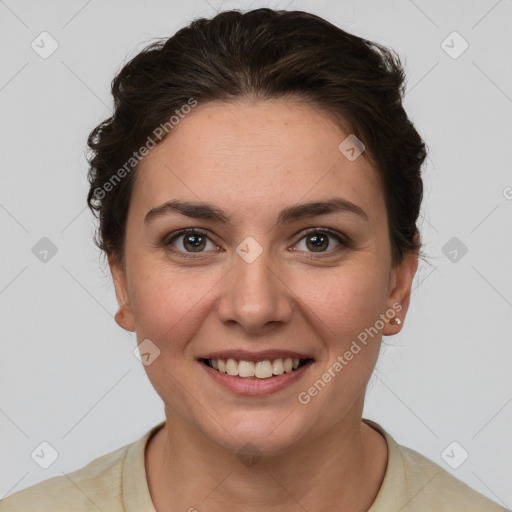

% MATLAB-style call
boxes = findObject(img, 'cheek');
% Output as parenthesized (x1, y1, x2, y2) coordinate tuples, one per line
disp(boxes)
(290, 261, 389, 344)
(292, 268, 387, 421)
(128, 269, 215, 411)
(128, 266, 220, 352)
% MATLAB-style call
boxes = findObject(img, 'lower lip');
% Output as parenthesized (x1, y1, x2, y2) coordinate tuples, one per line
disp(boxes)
(199, 360, 312, 396)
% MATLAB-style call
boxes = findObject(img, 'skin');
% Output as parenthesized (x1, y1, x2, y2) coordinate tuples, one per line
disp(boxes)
(110, 98, 419, 512)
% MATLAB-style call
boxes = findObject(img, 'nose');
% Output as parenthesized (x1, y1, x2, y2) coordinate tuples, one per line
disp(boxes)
(216, 245, 293, 334)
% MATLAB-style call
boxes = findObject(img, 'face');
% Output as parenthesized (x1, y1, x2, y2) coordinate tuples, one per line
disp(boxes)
(110, 99, 418, 455)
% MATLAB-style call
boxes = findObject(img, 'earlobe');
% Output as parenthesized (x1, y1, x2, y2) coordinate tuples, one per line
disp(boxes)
(382, 246, 419, 336)
(114, 308, 136, 332)
(108, 255, 136, 332)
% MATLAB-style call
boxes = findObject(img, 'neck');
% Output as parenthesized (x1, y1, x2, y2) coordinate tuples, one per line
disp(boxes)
(145, 405, 387, 512)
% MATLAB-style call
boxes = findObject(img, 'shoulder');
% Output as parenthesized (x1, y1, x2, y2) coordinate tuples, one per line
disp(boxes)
(364, 419, 509, 512)
(0, 443, 129, 512)
(399, 443, 507, 511)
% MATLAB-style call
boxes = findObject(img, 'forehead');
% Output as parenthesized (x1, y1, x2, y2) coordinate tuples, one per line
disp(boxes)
(131, 99, 385, 226)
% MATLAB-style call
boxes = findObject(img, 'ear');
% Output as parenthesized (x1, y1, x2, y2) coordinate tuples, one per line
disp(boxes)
(382, 235, 420, 336)
(108, 254, 136, 332)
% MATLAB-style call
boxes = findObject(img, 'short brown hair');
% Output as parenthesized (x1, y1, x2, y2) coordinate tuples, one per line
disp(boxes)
(86, 8, 427, 267)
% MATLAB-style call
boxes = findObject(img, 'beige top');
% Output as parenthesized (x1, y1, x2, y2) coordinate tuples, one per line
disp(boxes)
(0, 418, 508, 511)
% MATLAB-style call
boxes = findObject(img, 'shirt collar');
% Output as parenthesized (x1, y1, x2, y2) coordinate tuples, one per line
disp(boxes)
(122, 420, 165, 512)
(122, 418, 406, 512)
(363, 418, 411, 511)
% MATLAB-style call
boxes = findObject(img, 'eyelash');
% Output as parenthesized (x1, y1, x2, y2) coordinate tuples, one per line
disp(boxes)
(162, 227, 351, 260)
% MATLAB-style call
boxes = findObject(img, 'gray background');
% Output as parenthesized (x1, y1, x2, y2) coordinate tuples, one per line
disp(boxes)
(0, 0, 511, 506)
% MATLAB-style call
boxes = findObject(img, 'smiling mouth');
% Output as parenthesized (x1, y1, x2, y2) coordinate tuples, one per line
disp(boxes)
(201, 357, 314, 379)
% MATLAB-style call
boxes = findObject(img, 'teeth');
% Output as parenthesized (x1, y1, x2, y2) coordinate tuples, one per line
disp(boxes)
(226, 358, 239, 376)
(238, 360, 255, 377)
(255, 361, 273, 378)
(272, 358, 284, 375)
(207, 357, 308, 379)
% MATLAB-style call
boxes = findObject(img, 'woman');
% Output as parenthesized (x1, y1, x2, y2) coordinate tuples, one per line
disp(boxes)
(1, 8, 507, 512)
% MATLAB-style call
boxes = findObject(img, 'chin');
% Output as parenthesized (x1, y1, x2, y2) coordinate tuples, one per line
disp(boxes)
(200, 410, 310, 457)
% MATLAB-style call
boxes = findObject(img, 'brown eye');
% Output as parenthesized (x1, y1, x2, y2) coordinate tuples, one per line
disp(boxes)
(179, 232, 207, 252)
(165, 229, 217, 256)
(294, 229, 348, 255)
(305, 232, 330, 252)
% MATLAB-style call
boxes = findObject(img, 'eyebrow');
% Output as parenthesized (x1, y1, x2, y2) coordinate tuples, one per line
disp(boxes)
(144, 197, 369, 226)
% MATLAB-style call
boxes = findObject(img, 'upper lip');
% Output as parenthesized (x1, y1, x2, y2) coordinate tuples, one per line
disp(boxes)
(199, 349, 314, 362)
